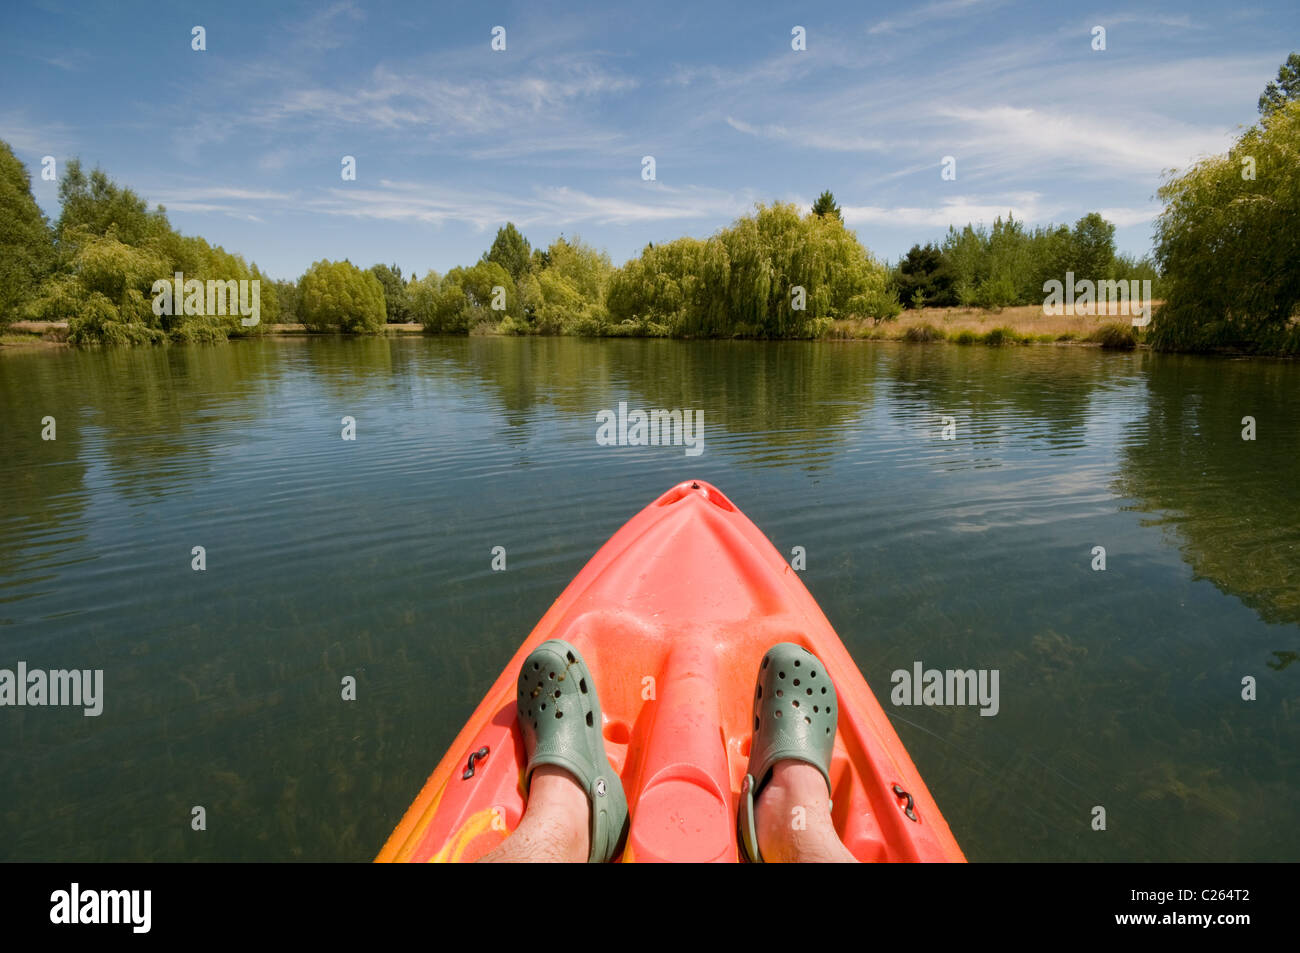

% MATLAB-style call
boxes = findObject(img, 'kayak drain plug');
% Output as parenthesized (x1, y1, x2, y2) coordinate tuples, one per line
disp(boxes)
(463, 746, 490, 780)
(892, 784, 918, 822)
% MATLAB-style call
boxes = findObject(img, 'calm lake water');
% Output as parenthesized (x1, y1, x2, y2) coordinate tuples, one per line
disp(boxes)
(1, 336, 1296, 861)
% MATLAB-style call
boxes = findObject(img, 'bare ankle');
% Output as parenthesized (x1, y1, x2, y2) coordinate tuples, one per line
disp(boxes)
(755, 761, 855, 863)
(479, 765, 590, 862)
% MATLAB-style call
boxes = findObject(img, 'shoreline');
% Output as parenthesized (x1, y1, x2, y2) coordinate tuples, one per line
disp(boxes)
(6, 303, 1289, 358)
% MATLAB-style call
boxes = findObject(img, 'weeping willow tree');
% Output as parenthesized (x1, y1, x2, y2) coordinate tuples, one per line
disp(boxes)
(1150, 99, 1300, 352)
(297, 259, 387, 333)
(0, 141, 54, 328)
(606, 202, 898, 338)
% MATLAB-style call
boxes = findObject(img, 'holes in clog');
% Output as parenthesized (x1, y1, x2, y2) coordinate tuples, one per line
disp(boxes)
(813, 705, 819, 713)
(810, 670, 817, 679)
(821, 687, 827, 694)
(541, 704, 546, 711)
(776, 689, 784, 698)
(806, 688, 813, 696)
(586, 712, 593, 727)
(762, 657, 769, 669)
(566, 650, 576, 664)
(794, 660, 801, 668)
(579, 678, 588, 694)
(779, 671, 785, 680)
(756, 685, 762, 699)
(555, 710, 563, 719)
(754, 716, 760, 731)
(775, 710, 783, 719)
(533, 662, 540, 671)
(804, 716, 811, 724)
(548, 672, 556, 680)
(554, 690, 561, 699)
(793, 678, 800, 686)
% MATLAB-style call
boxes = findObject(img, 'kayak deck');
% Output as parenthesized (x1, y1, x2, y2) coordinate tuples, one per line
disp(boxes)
(377, 481, 964, 862)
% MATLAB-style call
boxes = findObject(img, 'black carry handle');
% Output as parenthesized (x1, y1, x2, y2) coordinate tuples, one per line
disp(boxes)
(462, 746, 490, 780)
(892, 784, 919, 822)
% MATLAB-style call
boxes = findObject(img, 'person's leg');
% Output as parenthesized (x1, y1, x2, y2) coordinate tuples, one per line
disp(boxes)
(753, 760, 858, 862)
(477, 765, 589, 863)
(476, 638, 626, 863)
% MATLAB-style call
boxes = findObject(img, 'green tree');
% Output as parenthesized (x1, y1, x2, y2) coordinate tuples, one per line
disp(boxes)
(940, 223, 987, 306)
(606, 203, 894, 337)
(811, 190, 842, 222)
(1259, 52, 1300, 117)
(414, 261, 517, 334)
(0, 140, 54, 327)
(937, 212, 1124, 309)
(531, 236, 611, 333)
(484, 222, 532, 282)
(274, 279, 300, 324)
(1150, 99, 1300, 352)
(45, 230, 168, 345)
(55, 159, 169, 250)
(894, 243, 957, 307)
(298, 259, 387, 333)
(1068, 212, 1116, 279)
(250, 264, 280, 326)
(369, 263, 410, 322)
(407, 270, 441, 328)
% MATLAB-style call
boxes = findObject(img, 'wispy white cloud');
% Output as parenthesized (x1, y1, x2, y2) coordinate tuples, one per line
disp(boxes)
(1096, 206, 1160, 227)
(725, 117, 893, 153)
(289, 0, 366, 53)
(868, 0, 1004, 35)
(151, 186, 295, 203)
(842, 192, 1053, 228)
(1083, 11, 1203, 31)
(141, 185, 292, 223)
(151, 176, 753, 232)
(0, 113, 73, 158)
(934, 104, 1233, 174)
(304, 180, 751, 229)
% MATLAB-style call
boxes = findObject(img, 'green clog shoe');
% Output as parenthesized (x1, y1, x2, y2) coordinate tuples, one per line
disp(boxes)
(518, 639, 629, 863)
(738, 642, 838, 862)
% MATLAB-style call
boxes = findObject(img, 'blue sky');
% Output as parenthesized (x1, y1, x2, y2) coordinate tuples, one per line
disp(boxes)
(2, 0, 1294, 280)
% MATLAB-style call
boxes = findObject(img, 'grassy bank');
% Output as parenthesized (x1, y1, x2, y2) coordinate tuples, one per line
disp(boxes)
(829, 304, 1160, 348)
(5, 311, 1154, 352)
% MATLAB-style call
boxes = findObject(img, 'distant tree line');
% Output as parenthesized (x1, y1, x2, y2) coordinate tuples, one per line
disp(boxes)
(1, 54, 1294, 350)
(890, 212, 1161, 311)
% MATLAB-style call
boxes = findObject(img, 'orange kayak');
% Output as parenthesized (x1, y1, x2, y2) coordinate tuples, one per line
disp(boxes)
(377, 480, 965, 862)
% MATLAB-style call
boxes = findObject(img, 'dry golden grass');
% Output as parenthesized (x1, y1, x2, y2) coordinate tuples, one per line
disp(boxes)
(831, 303, 1164, 342)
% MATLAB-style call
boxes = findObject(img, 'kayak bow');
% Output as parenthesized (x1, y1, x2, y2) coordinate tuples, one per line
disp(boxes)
(377, 480, 965, 863)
